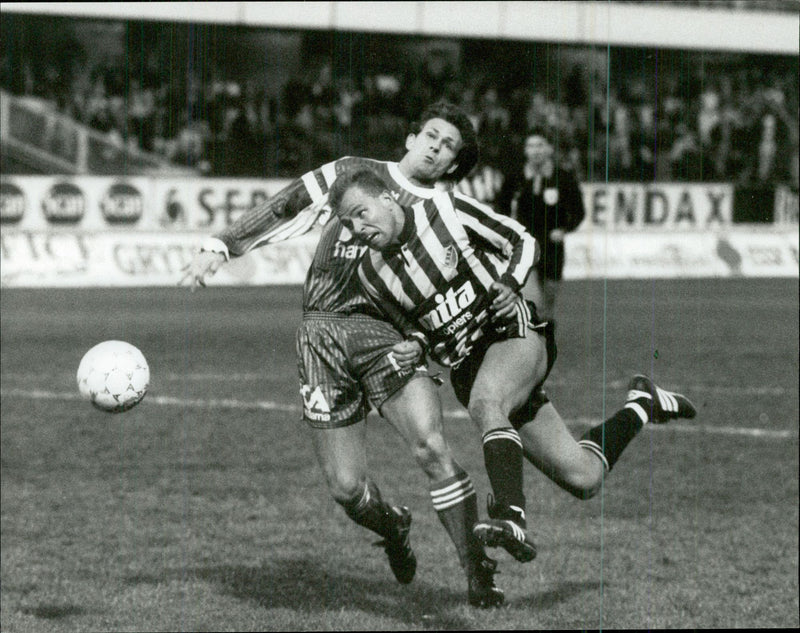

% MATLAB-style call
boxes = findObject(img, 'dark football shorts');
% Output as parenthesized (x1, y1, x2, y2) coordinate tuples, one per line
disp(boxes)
(449, 300, 557, 429)
(296, 312, 431, 429)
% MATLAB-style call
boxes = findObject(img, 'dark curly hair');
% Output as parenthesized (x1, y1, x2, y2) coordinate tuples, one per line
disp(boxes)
(409, 100, 479, 182)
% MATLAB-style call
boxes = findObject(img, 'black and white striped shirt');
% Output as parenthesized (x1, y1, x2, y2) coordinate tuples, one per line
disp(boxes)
(213, 157, 444, 313)
(357, 190, 539, 367)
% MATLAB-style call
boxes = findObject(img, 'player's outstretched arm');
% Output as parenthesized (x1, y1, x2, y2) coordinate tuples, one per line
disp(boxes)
(178, 165, 328, 291)
(215, 177, 317, 257)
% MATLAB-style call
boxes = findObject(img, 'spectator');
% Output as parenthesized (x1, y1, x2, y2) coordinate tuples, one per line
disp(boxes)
(127, 78, 156, 151)
(496, 127, 586, 324)
(669, 123, 704, 181)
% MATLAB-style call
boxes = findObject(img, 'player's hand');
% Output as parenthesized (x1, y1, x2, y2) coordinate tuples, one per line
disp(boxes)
(179, 250, 226, 292)
(549, 228, 566, 243)
(391, 340, 423, 369)
(490, 281, 517, 320)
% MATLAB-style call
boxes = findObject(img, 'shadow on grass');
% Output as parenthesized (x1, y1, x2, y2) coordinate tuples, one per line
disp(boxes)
(517, 579, 604, 609)
(18, 605, 90, 619)
(125, 555, 472, 627)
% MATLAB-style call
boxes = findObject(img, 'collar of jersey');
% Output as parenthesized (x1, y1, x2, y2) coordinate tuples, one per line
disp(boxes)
(388, 162, 436, 199)
(384, 205, 416, 256)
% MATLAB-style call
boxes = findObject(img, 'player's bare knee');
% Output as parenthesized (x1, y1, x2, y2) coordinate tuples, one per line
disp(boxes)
(563, 468, 603, 500)
(410, 433, 453, 477)
(326, 472, 365, 504)
(570, 477, 602, 500)
(468, 396, 508, 430)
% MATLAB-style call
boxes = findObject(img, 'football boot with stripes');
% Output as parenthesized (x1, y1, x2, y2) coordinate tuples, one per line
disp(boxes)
(467, 555, 505, 608)
(473, 496, 537, 563)
(373, 506, 416, 584)
(627, 374, 697, 424)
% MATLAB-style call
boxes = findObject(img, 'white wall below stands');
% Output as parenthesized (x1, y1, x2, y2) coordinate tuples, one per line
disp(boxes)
(1, 228, 796, 287)
(563, 230, 799, 280)
(4, 2, 799, 54)
(0, 230, 320, 287)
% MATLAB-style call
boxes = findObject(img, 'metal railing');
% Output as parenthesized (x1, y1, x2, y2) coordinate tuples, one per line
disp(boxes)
(0, 90, 196, 176)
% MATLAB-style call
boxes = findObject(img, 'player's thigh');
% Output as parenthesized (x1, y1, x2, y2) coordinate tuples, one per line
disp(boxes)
(470, 333, 549, 414)
(380, 374, 445, 447)
(381, 375, 456, 479)
(309, 422, 368, 497)
(518, 402, 603, 488)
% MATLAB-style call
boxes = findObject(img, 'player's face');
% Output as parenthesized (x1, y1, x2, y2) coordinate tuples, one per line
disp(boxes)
(337, 187, 403, 250)
(524, 135, 552, 166)
(402, 118, 463, 184)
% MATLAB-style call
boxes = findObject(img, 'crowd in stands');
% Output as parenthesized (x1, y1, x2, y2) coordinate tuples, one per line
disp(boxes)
(2, 18, 797, 189)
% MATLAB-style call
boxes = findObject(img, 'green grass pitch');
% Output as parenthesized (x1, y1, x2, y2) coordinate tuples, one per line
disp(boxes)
(1, 278, 798, 630)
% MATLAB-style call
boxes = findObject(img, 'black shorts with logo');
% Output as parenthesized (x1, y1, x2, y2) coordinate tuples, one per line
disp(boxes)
(449, 301, 557, 428)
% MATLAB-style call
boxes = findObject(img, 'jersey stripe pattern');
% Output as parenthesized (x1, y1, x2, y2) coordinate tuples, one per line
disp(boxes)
(214, 158, 441, 313)
(358, 190, 538, 367)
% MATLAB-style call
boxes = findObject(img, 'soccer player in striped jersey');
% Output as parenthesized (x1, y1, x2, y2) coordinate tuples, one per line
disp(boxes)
(180, 101, 503, 608)
(328, 168, 698, 566)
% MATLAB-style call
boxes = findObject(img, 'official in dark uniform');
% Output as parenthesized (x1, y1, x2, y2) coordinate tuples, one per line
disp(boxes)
(497, 128, 585, 323)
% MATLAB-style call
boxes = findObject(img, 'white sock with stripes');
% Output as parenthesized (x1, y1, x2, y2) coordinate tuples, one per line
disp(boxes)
(430, 469, 481, 571)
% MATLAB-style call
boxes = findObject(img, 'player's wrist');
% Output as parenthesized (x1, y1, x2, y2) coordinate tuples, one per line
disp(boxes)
(405, 332, 428, 355)
(200, 237, 230, 262)
(498, 273, 521, 294)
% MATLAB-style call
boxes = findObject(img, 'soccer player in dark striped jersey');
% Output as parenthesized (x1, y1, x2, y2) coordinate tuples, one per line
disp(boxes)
(181, 101, 504, 608)
(329, 168, 698, 567)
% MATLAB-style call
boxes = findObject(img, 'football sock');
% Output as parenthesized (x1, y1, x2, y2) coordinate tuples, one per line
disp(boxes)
(482, 427, 526, 524)
(578, 407, 644, 472)
(338, 479, 395, 540)
(430, 467, 483, 572)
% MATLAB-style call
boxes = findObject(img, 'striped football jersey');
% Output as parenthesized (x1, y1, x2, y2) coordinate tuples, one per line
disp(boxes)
(213, 157, 446, 313)
(357, 190, 539, 367)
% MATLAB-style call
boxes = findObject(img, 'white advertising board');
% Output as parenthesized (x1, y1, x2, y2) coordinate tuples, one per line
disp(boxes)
(563, 230, 799, 279)
(578, 182, 734, 231)
(0, 230, 318, 287)
(0, 177, 748, 234)
(1, 176, 797, 286)
(0, 175, 293, 232)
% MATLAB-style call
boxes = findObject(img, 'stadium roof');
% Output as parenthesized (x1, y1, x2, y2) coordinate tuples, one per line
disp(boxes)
(2, 1, 798, 54)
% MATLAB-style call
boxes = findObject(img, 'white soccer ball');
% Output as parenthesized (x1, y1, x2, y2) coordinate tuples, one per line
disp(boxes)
(76, 340, 150, 413)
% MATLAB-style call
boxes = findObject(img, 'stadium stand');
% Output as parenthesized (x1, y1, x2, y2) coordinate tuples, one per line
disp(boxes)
(1, 7, 797, 188)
